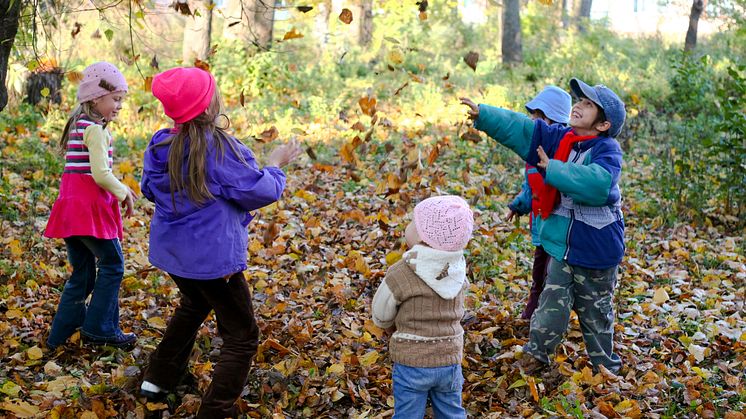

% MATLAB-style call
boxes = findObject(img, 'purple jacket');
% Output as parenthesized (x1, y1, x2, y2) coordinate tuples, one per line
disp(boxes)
(141, 128, 286, 279)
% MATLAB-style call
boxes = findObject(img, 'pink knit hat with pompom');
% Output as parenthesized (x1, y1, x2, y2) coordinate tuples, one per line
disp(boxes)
(76, 62, 128, 103)
(414, 195, 474, 251)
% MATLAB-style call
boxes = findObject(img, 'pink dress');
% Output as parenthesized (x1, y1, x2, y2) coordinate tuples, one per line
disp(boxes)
(44, 117, 123, 240)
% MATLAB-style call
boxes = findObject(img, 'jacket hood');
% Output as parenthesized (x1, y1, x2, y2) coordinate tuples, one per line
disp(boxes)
(404, 244, 467, 300)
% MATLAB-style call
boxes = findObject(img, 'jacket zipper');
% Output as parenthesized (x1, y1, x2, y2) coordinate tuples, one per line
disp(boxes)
(563, 146, 585, 261)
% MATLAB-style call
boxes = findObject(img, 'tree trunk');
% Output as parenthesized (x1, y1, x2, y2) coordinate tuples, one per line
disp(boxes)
(562, 0, 570, 29)
(576, 0, 592, 32)
(26, 69, 64, 105)
(314, 0, 333, 47)
(183, 0, 213, 63)
(351, 0, 373, 47)
(685, 0, 705, 52)
(502, 0, 522, 65)
(223, 0, 275, 51)
(0, 0, 22, 112)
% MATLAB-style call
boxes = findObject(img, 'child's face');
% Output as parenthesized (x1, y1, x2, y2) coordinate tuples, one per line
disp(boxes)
(570, 98, 609, 134)
(405, 221, 421, 249)
(93, 91, 126, 122)
(529, 110, 550, 124)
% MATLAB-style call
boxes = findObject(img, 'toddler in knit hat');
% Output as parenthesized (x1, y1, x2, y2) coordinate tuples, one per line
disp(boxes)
(371, 195, 473, 419)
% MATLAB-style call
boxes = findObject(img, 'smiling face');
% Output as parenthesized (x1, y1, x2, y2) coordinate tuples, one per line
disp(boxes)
(92, 91, 126, 122)
(570, 97, 611, 136)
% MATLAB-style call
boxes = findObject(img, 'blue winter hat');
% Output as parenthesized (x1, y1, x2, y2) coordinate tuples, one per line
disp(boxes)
(570, 78, 626, 137)
(525, 85, 571, 125)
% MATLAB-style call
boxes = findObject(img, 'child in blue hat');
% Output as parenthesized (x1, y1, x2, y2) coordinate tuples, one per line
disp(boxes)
(506, 86, 572, 321)
(461, 78, 626, 374)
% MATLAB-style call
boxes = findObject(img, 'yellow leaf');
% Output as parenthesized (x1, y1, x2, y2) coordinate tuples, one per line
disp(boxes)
(249, 239, 263, 253)
(146, 402, 168, 411)
(9, 239, 22, 257)
(326, 363, 345, 375)
(80, 411, 98, 419)
(359, 350, 379, 367)
(5, 308, 23, 319)
(387, 49, 405, 65)
(652, 288, 669, 304)
(0, 381, 21, 397)
(123, 175, 141, 195)
(147, 316, 167, 330)
(282, 28, 304, 40)
(385, 251, 402, 266)
(26, 346, 43, 360)
(118, 160, 135, 175)
(1, 401, 40, 418)
(40, 87, 50, 97)
(294, 189, 317, 203)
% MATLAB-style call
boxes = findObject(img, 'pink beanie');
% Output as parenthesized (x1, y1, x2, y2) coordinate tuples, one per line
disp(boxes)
(76, 62, 128, 103)
(152, 67, 216, 124)
(414, 195, 474, 251)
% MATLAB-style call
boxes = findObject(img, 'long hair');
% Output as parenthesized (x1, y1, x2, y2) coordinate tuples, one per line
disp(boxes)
(59, 102, 105, 153)
(154, 89, 244, 209)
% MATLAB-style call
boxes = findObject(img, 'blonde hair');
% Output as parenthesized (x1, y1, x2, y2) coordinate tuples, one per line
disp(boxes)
(59, 102, 106, 153)
(153, 89, 245, 209)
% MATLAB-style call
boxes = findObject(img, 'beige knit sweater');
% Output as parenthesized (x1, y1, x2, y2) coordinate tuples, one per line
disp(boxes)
(371, 245, 467, 368)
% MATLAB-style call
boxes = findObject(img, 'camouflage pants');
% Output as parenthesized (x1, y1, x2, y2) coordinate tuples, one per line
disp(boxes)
(523, 257, 622, 373)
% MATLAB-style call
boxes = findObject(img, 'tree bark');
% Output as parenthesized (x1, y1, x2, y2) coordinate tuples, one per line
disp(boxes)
(0, 0, 22, 112)
(26, 69, 63, 105)
(183, 0, 213, 63)
(351, 0, 373, 46)
(576, 0, 592, 32)
(502, 0, 522, 65)
(685, 0, 705, 52)
(223, 0, 275, 51)
(562, 0, 570, 29)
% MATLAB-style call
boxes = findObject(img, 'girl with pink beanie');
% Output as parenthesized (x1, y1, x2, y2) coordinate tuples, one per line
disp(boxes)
(44, 61, 138, 350)
(138, 67, 301, 418)
(371, 195, 474, 419)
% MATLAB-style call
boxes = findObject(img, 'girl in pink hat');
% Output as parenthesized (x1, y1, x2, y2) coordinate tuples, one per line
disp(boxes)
(139, 67, 301, 418)
(44, 61, 139, 350)
(371, 195, 474, 419)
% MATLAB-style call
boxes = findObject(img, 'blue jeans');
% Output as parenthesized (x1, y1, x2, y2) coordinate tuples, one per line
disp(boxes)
(47, 236, 125, 347)
(392, 363, 466, 419)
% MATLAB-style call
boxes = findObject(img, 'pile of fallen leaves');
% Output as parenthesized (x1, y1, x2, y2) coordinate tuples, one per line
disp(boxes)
(0, 92, 744, 419)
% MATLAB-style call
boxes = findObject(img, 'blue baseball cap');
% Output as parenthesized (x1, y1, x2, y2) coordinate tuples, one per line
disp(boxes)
(570, 78, 626, 137)
(525, 85, 571, 125)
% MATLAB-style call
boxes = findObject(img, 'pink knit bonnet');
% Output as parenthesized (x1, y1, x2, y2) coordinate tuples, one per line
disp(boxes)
(414, 195, 474, 251)
(76, 62, 128, 103)
(151, 67, 216, 124)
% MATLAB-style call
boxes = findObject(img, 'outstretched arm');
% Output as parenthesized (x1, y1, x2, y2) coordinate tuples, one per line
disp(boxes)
(460, 98, 534, 160)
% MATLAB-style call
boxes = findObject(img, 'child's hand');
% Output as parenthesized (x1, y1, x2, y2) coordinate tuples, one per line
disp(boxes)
(537, 146, 550, 169)
(459, 97, 480, 120)
(122, 188, 137, 218)
(267, 139, 303, 168)
(384, 326, 396, 336)
(506, 209, 518, 222)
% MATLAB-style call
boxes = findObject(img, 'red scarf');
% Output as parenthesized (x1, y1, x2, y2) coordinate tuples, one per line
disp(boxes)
(537, 131, 596, 219)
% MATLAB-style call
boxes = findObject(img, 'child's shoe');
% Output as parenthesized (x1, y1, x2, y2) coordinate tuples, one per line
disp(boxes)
(140, 381, 165, 400)
(513, 353, 547, 375)
(82, 331, 137, 350)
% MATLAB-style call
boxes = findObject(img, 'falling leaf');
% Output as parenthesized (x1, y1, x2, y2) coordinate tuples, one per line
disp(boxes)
(358, 96, 377, 116)
(150, 55, 159, 69)
(66, 71, 83, 83)
(416, 0, 428, 12)
(461, 127, 482, 143)
(464, 51, 480, 71)
(91, 29, 101, 39)
(71, 22, 82, 38)
(538, 0, 553, 4)
(283, 28, 304, 40)
(239, 90, 245, 107)
(104, 29, 114, 41)
(194, 59, 210, 71)
(387, 49, 405, 66)
(339, 8, 353, 24)
(40, 87, 50, 98)
(297, 6, 313, 13)
(143, 76, 153, 92)
(263, 221, 281, 247)
(419, 11, 428, 21)
(257, 126, 279, 143)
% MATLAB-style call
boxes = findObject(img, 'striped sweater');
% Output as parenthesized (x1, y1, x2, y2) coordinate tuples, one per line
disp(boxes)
(64, 116, 113, 174)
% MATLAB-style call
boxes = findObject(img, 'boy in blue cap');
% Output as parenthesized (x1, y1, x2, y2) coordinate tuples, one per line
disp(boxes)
(461, 78, 626, 374)
(507, 86, 572, 321)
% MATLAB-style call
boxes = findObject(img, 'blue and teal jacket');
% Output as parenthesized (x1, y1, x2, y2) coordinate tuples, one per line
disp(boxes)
(508, 170, 541, 246)
(476, 104, 625, 269)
